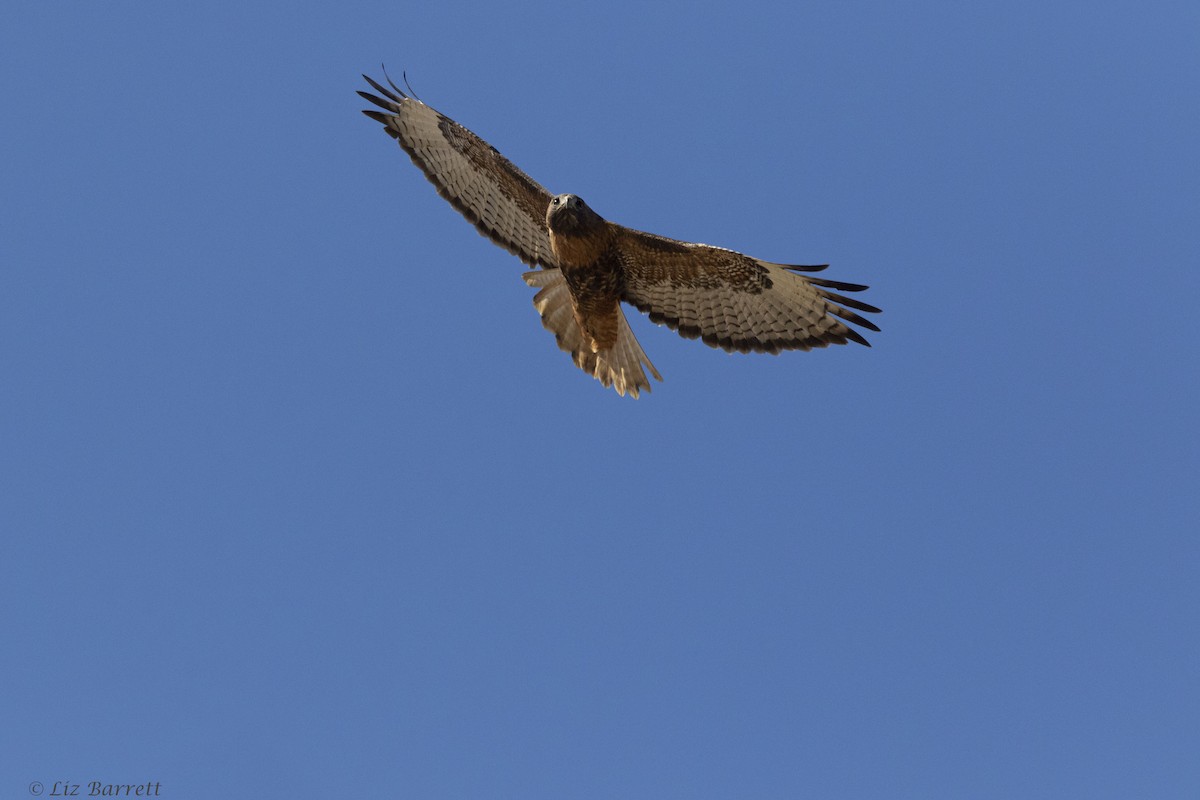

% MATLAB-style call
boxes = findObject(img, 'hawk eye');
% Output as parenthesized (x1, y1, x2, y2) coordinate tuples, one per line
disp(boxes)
(552, 197, 560, 206)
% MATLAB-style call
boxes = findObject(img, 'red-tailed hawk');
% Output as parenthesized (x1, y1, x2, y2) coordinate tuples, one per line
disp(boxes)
(359, 72, 880, 397)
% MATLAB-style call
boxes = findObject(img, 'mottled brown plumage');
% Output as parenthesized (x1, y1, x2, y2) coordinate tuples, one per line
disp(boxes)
(359, 72, 880, 397)
(547, 194, 624, 353)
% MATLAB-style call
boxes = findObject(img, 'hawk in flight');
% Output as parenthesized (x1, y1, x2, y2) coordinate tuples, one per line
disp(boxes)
(359, 72, 880, 397)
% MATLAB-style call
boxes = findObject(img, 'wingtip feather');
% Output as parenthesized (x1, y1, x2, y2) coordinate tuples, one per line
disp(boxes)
(360, 109, 391, 125)
(843, 327, 872, 347)
(362, 73, 405, 104)
(807, 276, 871, 292)
(358, 91, 400, 113)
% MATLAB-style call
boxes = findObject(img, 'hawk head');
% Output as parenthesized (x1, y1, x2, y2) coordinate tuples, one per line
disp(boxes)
(547, 193, 604, 235)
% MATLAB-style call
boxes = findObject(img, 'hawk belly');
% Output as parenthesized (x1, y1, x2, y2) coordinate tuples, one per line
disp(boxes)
(550, 230, 624, 353)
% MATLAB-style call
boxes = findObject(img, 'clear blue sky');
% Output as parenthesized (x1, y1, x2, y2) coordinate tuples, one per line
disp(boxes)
(2, 1, 1197, 797)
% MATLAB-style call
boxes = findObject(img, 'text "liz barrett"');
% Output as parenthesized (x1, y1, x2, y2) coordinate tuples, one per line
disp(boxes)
(48, 782, 162, 797)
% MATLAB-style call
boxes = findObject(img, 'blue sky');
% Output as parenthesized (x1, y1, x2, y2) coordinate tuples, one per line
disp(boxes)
(2, 1, 1197, 797)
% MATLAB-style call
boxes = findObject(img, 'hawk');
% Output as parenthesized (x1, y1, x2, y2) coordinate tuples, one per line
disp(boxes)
(359, 72, 879, 397)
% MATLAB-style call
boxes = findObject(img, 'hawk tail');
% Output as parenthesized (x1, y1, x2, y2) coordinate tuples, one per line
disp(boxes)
(523, 269, 662, 398)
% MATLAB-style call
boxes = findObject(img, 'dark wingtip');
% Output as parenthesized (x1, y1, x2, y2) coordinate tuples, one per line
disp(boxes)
(849, 313, 882, 332)
(374, 64, 422, 104)
(807, 276, 870, 292)
(828, 299, 882, 331)
(358, 89, 399, 112)
(843, 327, 872, 347)
(784, 263, 830, 273)
(363, 72, 405, 104)
(402, 70, 422, 102)
(383, 64, 403, 95)
(820, 290, 881, 315)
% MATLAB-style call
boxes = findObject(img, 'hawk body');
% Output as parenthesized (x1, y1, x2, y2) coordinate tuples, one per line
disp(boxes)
(359, 72, 880, 397)
(547, 194, 625, 353)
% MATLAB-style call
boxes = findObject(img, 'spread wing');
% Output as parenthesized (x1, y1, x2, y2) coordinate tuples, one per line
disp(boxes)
(617, 228, 880, 354)
(358, 73, 557, 268)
